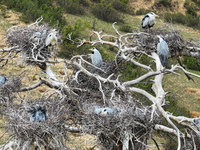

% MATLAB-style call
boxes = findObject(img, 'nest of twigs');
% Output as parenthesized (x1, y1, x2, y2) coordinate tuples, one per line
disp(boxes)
(5, 22, 61, 66)
(0, 76, 21, 105)
(3, 98, 69, 149)
(132, 25, 198, 53)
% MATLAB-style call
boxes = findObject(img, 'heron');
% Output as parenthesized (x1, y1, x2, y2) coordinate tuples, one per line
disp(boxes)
(29, 32, 41, 43)
(141, 12, 159, 29)
(35, 106, 46, 122)
(157, 35, 169, 69)
(27, 107, 37, 122)
(0, 76, 7, 85)
(94, 106, 120, 116)
(89, 48, 103, 67)
(28, 105, 46, 122)
(45, 29, 57, 47)
(194, 118, 200, 128)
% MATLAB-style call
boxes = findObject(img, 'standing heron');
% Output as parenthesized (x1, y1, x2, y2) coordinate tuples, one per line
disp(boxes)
(45, 29, 57, 47)
(0, 76, 7, 85)
(29, 32, 41, 43)
(141, 12, 159, 29)
(157, 35, 169, 69)
(89, 48, 103, 67)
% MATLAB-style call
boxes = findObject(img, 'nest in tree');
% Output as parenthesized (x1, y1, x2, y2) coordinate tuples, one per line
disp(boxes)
(76, 100, 160, 149)
(3, 98, 69, 149)
(0, 76, 21, 105)
(131, 25, 197, 54)
(5, 23, 61, 66)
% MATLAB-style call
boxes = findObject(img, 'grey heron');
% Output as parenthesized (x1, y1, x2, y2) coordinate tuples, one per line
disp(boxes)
(0, 76, 7, 85)
(141, 12, 159, 29)
(157, 35, 169, 68)
(89, 48, 103, 67)
(28, 105, 46, 122)
(94, 106, 120, 116)
(29, 32, 41, 43)
(45, 29, 57, 47)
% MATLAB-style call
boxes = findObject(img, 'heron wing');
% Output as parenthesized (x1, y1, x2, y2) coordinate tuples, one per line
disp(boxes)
(45, 33, 52, 46)
(141, 15, 150, 28)
(94, 107, 104, 114)
(0, 77, 6, 85)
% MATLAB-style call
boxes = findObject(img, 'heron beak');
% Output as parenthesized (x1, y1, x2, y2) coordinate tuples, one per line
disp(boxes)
(155, 14, 159, 17)
(89, 49, 94, 51)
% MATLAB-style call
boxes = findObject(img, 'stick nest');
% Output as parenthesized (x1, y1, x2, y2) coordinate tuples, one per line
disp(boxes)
(5, 23, 61, 66)
(3, 98, 69, 149)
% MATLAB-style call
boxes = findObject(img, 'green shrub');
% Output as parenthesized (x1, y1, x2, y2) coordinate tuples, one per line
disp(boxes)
(119, 25, 133, 32)
(120, 0, 129, 4)
(91, 0, 101, 2)
(59, 19, 91, 58)
(79, 0, 90, 6)
(184, 0, 198, 17)
(0, 5, 7, 17)
(91, 1, 123, 23)
(183, 56, 199, 70)
(192, 0, 200, 6)
(156, 0, 172, 7)
(2, 0, 66, 28)
(63, 0, 86, 15)
(135, 8, 148, 15)
(112, 0, 128, 13)
(164, 12, 186, 24)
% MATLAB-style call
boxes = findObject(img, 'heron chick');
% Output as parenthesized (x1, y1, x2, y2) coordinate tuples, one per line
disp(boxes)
(94, 106, 120, 116)
(29, 32, 41, 43)
(28, 105, 46, 122)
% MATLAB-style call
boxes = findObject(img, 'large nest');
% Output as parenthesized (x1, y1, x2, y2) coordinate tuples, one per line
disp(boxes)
(131, 25, 196, 54)
(5, 23, 61, 66)
(0, 76, 21, 105)
(3, 98, 70, 149)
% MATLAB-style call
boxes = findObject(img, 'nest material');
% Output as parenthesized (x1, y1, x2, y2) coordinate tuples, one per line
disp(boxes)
(131, 26, 194, 54)
(0, 76, 21, 105)
(6, 24, 61, 66)
(4, 98, 69, 149)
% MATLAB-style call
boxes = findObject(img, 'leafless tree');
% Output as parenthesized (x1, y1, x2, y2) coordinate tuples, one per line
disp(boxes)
(0, 17, 200, 150)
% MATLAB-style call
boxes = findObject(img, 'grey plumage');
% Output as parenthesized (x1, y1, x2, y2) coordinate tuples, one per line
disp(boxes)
(157, 35, 169, 67)
(0, 76, 7, 85)
(94, 106, 120, 116)
(141, 12, 159, 29)
(29, 32, 41, 42)
(28, 105, 46, 122)
(195, 118, 200, 125)
(89, 48, 103, 67)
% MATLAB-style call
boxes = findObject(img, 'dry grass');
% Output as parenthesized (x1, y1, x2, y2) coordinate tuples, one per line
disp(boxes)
(190, 111, 200, 118)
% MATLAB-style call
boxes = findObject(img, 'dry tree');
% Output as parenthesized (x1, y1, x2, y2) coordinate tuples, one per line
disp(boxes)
(0, 17, 200, 150)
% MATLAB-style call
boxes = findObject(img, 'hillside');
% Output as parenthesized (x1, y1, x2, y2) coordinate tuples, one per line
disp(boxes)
(0, 0, 200, 149)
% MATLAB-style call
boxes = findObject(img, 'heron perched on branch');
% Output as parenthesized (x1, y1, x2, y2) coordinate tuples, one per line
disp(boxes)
(141, 12, 159, 29)
(157, 35, 169, 69)
(28, 105, 46, 122)
(0, 76, 7, 85)
(94, 106, 120, 116)
(89, 47, 103, 67)
(45, 29, 57, 47)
